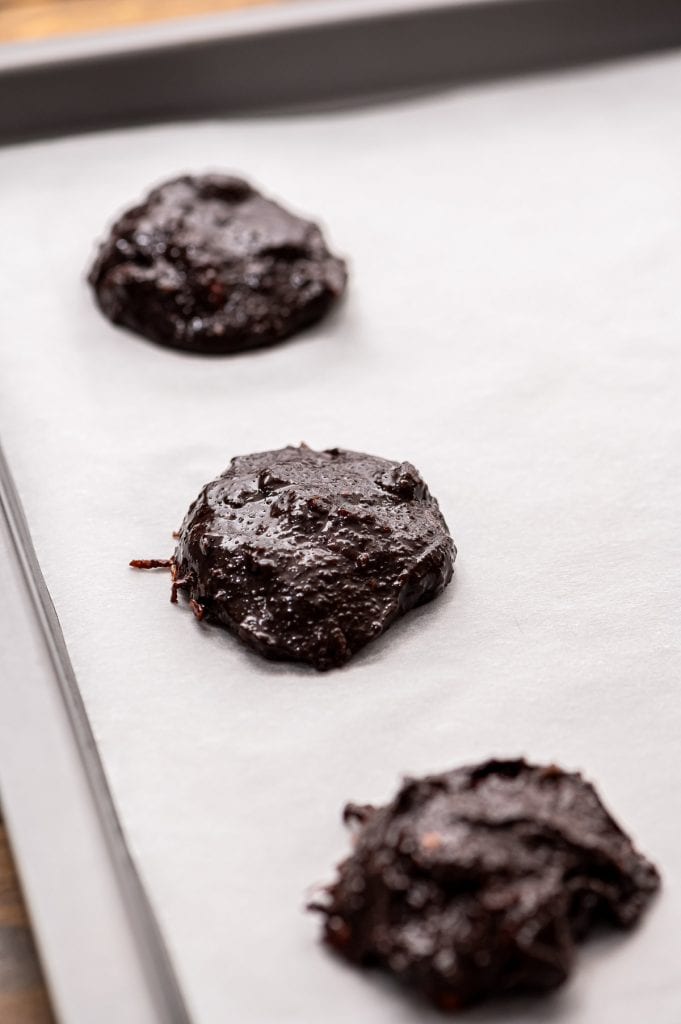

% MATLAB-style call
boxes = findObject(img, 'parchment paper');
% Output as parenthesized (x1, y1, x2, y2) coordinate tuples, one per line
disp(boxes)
(1, 50, 680, 1024)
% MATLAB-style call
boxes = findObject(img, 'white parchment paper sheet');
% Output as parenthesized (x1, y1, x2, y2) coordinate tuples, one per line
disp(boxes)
(1, 51, 680, 1024)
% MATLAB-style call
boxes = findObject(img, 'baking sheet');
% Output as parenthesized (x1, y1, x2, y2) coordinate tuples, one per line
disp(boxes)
(0, 448, 190, 1024)
(1, 49, 680, 1023)
(4, 0, 681, 143)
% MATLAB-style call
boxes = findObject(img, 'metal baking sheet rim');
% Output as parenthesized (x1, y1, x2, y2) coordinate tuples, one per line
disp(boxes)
(0, 445, 192, 1024)
(1, 1, 681, 1022)
(2, 0, 681, 141)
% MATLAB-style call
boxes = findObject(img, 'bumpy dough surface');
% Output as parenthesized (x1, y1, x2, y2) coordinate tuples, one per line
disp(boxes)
(89, 175, 347, 353)
(315, 758, 660, 1008)
(172, 445, 455, 669)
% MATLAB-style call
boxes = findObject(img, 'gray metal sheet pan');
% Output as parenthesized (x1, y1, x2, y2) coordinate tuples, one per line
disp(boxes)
(2, 0, 681, 141)
(1, 3, 681, 1023)
(0, 448, 191, 1024)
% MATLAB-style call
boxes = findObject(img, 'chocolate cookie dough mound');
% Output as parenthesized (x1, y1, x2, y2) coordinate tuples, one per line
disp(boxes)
(172, 445, 454, 669)
(314, 759, 659, 1009)
(89, 175, 347, 353)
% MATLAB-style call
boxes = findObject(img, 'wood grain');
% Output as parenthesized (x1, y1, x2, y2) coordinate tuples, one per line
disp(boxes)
(0, 0, 277, 44)
(0, 820, 55, 1023)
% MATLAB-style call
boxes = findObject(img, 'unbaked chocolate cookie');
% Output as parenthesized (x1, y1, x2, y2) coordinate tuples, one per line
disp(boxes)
(132, 445, 455, 669)
(89, 174, 347, 353)
(312, 758, 659, 1009)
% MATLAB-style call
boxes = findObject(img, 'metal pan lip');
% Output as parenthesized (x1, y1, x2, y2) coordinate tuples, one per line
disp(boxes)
(0, 0, 476, 71)
(0, 443, 193, 1024)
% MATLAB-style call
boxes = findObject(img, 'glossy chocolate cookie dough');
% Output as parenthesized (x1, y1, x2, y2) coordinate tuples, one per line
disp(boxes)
(312, 759, 659, 1009)
(133, 445, 454, 669)
(89, 174, 347, 353)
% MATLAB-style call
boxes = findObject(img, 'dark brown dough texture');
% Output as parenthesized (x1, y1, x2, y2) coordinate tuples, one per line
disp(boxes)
(88, 174, 347, 353)
(313, 759, 660, 1009)
(170, 445, 455, 669)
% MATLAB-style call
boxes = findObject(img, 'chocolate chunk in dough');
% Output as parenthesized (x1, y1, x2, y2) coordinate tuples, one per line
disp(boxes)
(89, 174, 347, 353)
(312, 759, 659, 1009)
(139, 445, 455, 670)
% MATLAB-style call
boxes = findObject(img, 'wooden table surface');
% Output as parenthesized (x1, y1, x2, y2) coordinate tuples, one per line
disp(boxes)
(0, 1, 281, 1017)
(0, 0, 276, 42)
(0, 819, 55, 1023)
